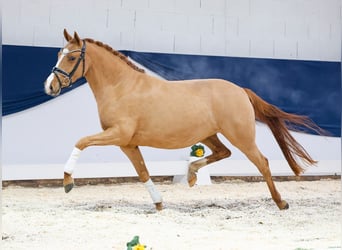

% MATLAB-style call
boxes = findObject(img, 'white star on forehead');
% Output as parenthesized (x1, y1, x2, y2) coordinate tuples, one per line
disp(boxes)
(61, 48, 82, 55)
(62, 48, 70, 55)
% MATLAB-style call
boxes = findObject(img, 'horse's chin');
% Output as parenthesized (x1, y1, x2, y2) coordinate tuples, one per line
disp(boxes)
(46, 88, 61, 97)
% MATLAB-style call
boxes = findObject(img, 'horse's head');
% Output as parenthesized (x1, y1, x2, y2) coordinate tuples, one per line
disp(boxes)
(44, 29, 87, 97)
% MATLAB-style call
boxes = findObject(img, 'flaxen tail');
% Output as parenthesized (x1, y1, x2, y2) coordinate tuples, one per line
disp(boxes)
(244, 88, 325, 175)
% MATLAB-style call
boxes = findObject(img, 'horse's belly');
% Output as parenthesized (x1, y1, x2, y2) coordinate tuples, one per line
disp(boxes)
(130, 113, 218, 149)
(130, 130, 213, 149)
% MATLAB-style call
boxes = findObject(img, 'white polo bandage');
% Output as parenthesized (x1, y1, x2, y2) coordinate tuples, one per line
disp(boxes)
(64, 147, 82, 175)
(144, 178, 162, 204)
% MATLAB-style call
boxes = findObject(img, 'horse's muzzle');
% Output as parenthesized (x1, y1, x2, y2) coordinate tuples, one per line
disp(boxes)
(44, 78, 61, 97)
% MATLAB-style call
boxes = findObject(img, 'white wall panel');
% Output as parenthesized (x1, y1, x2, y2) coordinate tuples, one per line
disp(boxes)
(107, 9, 135, 31)
(319, 38, 342, 62)
(135, 30, 174, 53)
(225, 16, 239, 37)
(200, 0, 226, 15)
(297, 39, 321, 60)
(318, 0, 341, 22)
(3, 0, 341, 61)
(120, 30, 136, 50)
(135, 10, 163, 31)
(285, 19, 309, 40)
(160, 12, 188, 33)
(174, 33, 201, 54)
(212, 16, 226, 35)
(149, 0, 176, 11)
(226, 38, 250, 57)
(226, 0, 250, 17)
(250, 39, 274, 58)
(188, 14, 214, 35)
(49, 1, 81, 26)
(34, 24, 65, 47)
(239, 17, 282, 39)
(274, 39, 297, 59)
(123, 0, 149, 10)
(77, 2, 108, 29)
(20, 0, 50, 26)
(174, 0, 199, 13)
(201, 34, 226, 56)
(106, 0, 122, 10)
(3, 22, 35, 46)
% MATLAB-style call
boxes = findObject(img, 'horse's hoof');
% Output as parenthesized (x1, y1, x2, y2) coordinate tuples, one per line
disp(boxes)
(64, 183, 74, 193)
(155, 202, 163, 211)
(188, 172, 197, 187)
(278, 200, 289, 210)
(282, 202, 289, 210)
(63, 172, 74, 193)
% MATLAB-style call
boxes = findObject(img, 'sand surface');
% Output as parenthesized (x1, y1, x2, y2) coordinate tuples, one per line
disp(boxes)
(2, 179, 341, 250)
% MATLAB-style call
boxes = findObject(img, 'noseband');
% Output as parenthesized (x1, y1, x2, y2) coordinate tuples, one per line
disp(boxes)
(52, 40, 86, 88)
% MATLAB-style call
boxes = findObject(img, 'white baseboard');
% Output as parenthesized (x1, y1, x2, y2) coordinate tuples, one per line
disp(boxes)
(2, 159, 340, 181)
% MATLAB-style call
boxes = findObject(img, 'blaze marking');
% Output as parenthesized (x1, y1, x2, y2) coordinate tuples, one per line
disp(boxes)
(44, 48, 69, 93)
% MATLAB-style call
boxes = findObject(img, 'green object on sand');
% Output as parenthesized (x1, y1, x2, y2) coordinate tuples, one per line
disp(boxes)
(126, 236, 140, 250)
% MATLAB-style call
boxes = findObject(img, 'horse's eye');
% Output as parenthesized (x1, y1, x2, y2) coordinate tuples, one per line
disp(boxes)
(68, 56, 76, 62)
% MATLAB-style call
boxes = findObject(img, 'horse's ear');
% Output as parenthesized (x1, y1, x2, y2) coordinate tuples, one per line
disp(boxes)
(74, 31, 81, 45)
(63, 29, 72, 42)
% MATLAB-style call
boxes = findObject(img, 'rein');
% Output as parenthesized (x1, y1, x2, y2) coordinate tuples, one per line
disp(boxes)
(52, 40, 86, 89)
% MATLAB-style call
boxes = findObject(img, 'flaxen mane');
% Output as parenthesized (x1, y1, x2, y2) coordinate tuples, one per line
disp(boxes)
(84, 38, 145, 73)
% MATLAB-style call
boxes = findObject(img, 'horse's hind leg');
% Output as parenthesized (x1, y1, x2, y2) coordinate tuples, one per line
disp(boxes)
(234, 142, 289, 210)
(188, 134, 232, 187)
(120, 145, 163, 211)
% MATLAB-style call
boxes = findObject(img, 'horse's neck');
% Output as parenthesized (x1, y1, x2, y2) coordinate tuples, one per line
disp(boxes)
(84, 45, 141, 101)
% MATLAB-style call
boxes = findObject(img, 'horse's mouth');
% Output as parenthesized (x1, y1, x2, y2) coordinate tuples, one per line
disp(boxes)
(45, 87, 61, 97)
(48, 88, 61, 97)
(44, 81, 61, 97)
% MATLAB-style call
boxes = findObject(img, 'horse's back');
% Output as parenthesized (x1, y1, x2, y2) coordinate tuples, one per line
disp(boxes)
(170, 78, 248, 100)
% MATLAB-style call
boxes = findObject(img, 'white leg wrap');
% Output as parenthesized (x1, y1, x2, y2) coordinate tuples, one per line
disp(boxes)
(64, 147, 82, 175)
(144, 178, 162, 204)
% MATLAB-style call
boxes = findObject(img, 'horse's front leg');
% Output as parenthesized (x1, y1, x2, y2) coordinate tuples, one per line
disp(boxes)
(120, 146, 163, 211)
(63, 127, 131, 193)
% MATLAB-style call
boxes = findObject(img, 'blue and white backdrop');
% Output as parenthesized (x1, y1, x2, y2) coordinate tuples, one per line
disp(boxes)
(2, 0, 341, 180)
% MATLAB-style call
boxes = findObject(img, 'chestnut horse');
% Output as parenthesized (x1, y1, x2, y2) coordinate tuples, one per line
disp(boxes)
(44, 30, 321, 211)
